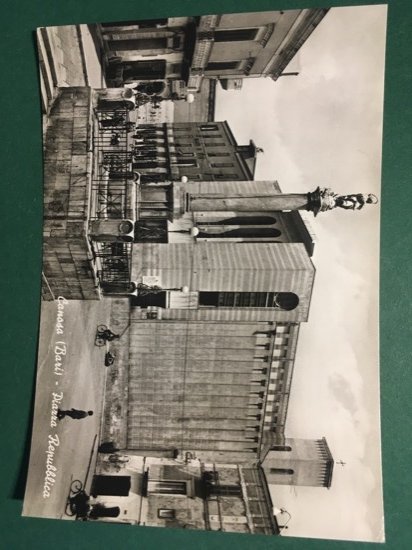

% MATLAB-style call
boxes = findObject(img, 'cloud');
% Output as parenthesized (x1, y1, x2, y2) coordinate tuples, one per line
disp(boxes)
(328, 372, 358, 416)
(215, 5, 387, 541)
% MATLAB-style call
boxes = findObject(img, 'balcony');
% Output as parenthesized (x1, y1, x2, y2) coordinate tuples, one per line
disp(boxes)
(89, 107, 138, 294)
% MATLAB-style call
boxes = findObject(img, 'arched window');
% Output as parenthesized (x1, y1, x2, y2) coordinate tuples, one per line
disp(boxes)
(198, 228, 281, 238)
(202, 216, 277, 226)
(199, 292, 299, 310)
(270, 445, 292, 452)
(274, 293, 299, 311)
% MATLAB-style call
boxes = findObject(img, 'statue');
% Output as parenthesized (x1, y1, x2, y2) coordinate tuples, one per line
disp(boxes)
(334, 193, 378, 210)
(308, 187, 379, 216)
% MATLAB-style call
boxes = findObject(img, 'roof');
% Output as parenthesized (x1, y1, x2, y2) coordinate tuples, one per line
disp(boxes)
(321, 436, 335, 489)
(236, 140, 258, 179)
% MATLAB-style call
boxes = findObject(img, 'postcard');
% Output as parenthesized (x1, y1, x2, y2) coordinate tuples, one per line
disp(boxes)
(24, 4, 387, 541)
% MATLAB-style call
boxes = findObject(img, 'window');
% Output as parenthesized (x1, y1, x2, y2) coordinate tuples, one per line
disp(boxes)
(211, 162, 234, 168)
(122, 60, 166, 80)
(172, 159, 197, 167)
(132, 292, 166, 308)
(207, 484, 242, 497)
(140, 187, 171, 211)
(198, 292, 299, 310)
(158, 509, 176, 519)
(206, 61, 239, 71)
(208, 152, 230, 157)
(200, 124, 219, 131)
(215, 173, 239, 180)
(270, 445, 292, 452)
(109, 38, 168, 51)
(198, 228, 281, 239)
(148, 481, 187, 495)
(213, 28, 259, 42)
(270, 468, 294, 475)
(170, 63, 182, 75)
(135, 220, 168, 243)
(202, 216, 277, 226)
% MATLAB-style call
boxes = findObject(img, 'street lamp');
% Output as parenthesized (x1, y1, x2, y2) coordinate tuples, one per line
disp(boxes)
(169, 227, 199, 237)
(273, 507, 292, 533)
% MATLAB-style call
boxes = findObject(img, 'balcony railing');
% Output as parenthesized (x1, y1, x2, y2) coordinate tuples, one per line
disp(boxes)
(93, 109, 135, 219)
(94, 241, 134, 294)
(90, 108, 137, 294)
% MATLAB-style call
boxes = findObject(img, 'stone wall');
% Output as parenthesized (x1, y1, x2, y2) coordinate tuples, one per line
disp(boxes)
(100, 297, 131, 448)
(42, 86, 98, 299)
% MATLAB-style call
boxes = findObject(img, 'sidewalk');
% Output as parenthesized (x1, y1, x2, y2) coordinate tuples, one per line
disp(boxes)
(37, 23, 106, 116)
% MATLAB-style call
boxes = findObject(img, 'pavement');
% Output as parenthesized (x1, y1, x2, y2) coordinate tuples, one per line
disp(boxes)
(37, 23, 106, 117)
(22, 300, 112, 520)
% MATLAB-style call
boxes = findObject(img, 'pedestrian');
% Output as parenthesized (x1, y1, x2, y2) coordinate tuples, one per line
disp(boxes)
(57, 408, 93, 420)
(110, 133, 120, 146)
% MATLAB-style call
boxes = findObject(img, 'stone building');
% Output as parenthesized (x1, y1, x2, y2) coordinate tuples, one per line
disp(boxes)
(41, 87, 99, 300)
(88, 438, 333, 532)
(90, 454, 279, 534)
(41, 88, 335, 535)
(41, 90, 258, 299)
(262, 437, 334, 488)
(100, 176, 316, 464)
(98, 9, 329, 95)
(132, 121, 258, 184)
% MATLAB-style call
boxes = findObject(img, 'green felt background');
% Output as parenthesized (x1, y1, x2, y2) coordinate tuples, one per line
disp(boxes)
(0, 1, 410, 548)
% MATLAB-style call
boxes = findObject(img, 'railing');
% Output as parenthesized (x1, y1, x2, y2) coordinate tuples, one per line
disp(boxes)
(90, 108, 136, 294)
(92, 109, 134, 219)
(94, 242, 134, 294)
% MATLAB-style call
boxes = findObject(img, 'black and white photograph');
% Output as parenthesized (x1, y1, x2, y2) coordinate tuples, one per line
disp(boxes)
(24, 4, 386, 542)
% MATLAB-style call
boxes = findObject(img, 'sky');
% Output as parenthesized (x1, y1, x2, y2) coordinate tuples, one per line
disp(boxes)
(215, 4, 387, 542)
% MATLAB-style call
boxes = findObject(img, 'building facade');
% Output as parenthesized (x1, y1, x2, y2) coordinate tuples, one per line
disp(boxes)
(132, 121, 258, 184)
(41, 92, 261, 299)
(90, 454, 279, 534)
(99, 176, 316, 464)
(98, 9, 329, 94)
(88, 437, 333, 532)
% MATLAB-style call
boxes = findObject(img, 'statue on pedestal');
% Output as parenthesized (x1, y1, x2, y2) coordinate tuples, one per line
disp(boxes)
(308, 187, 378, 216)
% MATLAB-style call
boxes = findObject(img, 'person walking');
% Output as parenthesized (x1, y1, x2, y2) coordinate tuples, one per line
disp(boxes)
(57, 408, 93, 420)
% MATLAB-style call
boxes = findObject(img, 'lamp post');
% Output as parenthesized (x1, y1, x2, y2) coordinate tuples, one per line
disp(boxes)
(273, 507, 292, 533)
